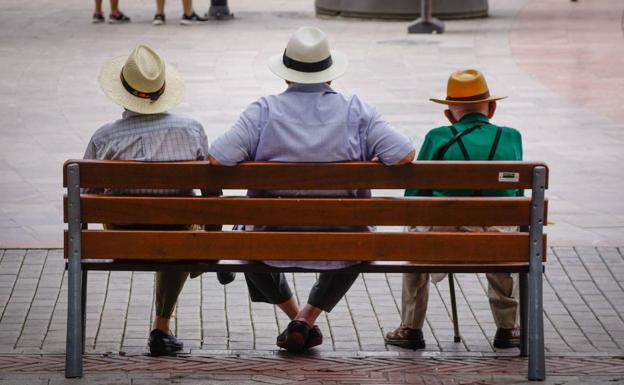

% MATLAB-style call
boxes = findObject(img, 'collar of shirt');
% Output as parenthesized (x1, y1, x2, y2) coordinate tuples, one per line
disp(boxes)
(122, 110, 144, 119)
(455, 112, 490, 129)
(284, 83, 337, 94)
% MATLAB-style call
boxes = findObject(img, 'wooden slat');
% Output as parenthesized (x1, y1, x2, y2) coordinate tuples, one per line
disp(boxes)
(77, 260, 532, 274)
(63, 160, 548, 190)
(67, 195, 548, 227)
(73, 230, 539, 264)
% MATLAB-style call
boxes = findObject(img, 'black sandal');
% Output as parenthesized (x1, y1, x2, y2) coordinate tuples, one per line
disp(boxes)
(276, 320, 309, 353)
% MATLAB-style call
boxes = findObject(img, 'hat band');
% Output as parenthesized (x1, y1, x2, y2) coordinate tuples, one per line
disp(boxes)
(282, 50, 333, 73)
(446, 91, 491, 102)
(120, 72, 165, 102)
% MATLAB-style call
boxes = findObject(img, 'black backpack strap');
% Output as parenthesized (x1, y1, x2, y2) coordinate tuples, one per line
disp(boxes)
(487, 126, 503, 161)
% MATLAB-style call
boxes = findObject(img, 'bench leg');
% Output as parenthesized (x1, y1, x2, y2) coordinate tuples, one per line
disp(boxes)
(65, 163, 83, 378)
(519, 272, 528, 357)
(81, 270, 88, 354)
(65, 257, 83, 378)
(448, 273, 461, 343)
(528, 267, 545, 380)
(527, 166, 546, 381)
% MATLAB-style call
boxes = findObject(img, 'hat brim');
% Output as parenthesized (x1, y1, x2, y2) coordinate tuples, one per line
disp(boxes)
(99, 55, 184, 114)
(429, 96, 507, 105)
(268, 50, 348, 84)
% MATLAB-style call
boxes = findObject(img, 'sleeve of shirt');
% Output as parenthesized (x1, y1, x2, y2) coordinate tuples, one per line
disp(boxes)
(83, 138, 97, 160)
(196, 124, 210, 161)
(209, 100, 264, 166)
(355, 97, 415, 165)
(82, 138, 102, 194)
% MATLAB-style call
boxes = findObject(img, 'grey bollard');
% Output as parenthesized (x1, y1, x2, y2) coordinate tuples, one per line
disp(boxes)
(408, 0, 444, 34)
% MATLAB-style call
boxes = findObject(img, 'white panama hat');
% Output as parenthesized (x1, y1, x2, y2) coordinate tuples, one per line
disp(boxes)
(268, 26, 348, 84)
(99, 45, 184, 114)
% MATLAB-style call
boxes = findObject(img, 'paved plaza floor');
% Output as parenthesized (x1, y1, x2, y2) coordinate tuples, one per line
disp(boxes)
(0, 0, 623, 247)
(0, 0, 623, 383)
(0, 246, 623, 384)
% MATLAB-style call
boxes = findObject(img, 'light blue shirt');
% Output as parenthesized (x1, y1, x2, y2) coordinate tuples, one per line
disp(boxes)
(210, 83, 414, 269)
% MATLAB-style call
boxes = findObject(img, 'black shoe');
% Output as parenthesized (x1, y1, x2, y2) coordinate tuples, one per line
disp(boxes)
(306, 325, 323, 348)
(148, 329, 183, 356)
(384, 326, 426, 350)
(276, 320, 309, 353)
(217, 272, 235, 285)
(493, 327, 521, 349)
(180, 11, 207, 25)
(92, 12, 105, 23)
(152, 14, 165, 25)
(108, 10, 131, 23)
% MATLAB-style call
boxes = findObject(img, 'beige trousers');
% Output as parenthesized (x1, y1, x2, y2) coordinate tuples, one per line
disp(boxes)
(400, 226, 519, 330)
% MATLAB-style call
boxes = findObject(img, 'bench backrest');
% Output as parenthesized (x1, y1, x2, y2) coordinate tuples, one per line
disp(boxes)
(63, 160, 548, 265)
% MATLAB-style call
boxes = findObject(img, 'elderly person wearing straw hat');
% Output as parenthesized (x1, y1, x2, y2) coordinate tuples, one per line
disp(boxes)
(384, 69, 524, 351)
(208, 26, 415, 352)
(83, 45, 234, 357)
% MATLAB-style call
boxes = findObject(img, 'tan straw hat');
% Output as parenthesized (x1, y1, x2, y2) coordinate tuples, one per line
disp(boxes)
(430, 69, 506, 105)
(268, 26, 348, 84)
(99, 45, 184, 114)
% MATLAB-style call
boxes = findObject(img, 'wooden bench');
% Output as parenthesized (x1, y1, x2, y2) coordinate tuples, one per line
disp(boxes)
(63, 160, 548, 380)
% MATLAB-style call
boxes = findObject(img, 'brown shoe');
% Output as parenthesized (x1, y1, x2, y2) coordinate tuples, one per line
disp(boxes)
(384, 326, 425, 350)
(493, 327, 521, 349)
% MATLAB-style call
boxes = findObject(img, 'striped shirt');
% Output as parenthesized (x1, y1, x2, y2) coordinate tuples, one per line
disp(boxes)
(83, 111, 209, 195)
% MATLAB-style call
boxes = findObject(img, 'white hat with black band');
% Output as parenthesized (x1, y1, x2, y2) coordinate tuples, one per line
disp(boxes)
(268, 26, 348, 84)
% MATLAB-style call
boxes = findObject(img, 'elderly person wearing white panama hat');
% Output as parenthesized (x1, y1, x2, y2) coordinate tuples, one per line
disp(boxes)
(84, 45, 234, 357)
(209, 26, 416, 352)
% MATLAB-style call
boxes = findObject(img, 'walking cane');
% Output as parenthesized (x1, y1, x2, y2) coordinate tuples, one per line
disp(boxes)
(448, 273, 461, 342)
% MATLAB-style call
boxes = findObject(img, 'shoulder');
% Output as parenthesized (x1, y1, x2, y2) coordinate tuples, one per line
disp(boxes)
(162, 112, 202, 126)
(89, 121, 117, 143)
(424, 125, 453, 140)
(345, 94, 378, 123)
(493, 124, 522, 140)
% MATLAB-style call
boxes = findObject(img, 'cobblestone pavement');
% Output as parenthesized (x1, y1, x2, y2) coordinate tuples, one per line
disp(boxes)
(1, 247, 623, 356)
(0, 246, 623, 383)
(0, 0, 623, 247)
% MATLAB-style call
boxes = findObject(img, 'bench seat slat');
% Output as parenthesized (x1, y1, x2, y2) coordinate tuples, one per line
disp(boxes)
(68, 196, 547, 226)
(64, 161, 548, 190)
(70, 230, 546, 264)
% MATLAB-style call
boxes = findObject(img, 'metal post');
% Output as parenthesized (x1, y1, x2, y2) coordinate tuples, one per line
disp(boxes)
(408, 0, 445, 34)
(65, 163, 83, 378)
(519, 272, 529, 357)
(448, 274, 461, 342)
(207, 0, 233, 19)
(81, 270, 88, 354)
(528, 166, 546, 381)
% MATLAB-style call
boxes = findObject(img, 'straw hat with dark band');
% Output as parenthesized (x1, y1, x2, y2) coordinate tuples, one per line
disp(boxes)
(430, 69, 506, 105)
(268, 26, 348, 84)
(99, 45, 184, 114)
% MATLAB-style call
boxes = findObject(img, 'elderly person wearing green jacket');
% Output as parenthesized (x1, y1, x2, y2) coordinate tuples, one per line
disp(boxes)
(384, 69, 524, 351)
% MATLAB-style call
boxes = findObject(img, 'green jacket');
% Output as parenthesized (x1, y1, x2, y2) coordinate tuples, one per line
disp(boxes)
(406, 113, 523, 197)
